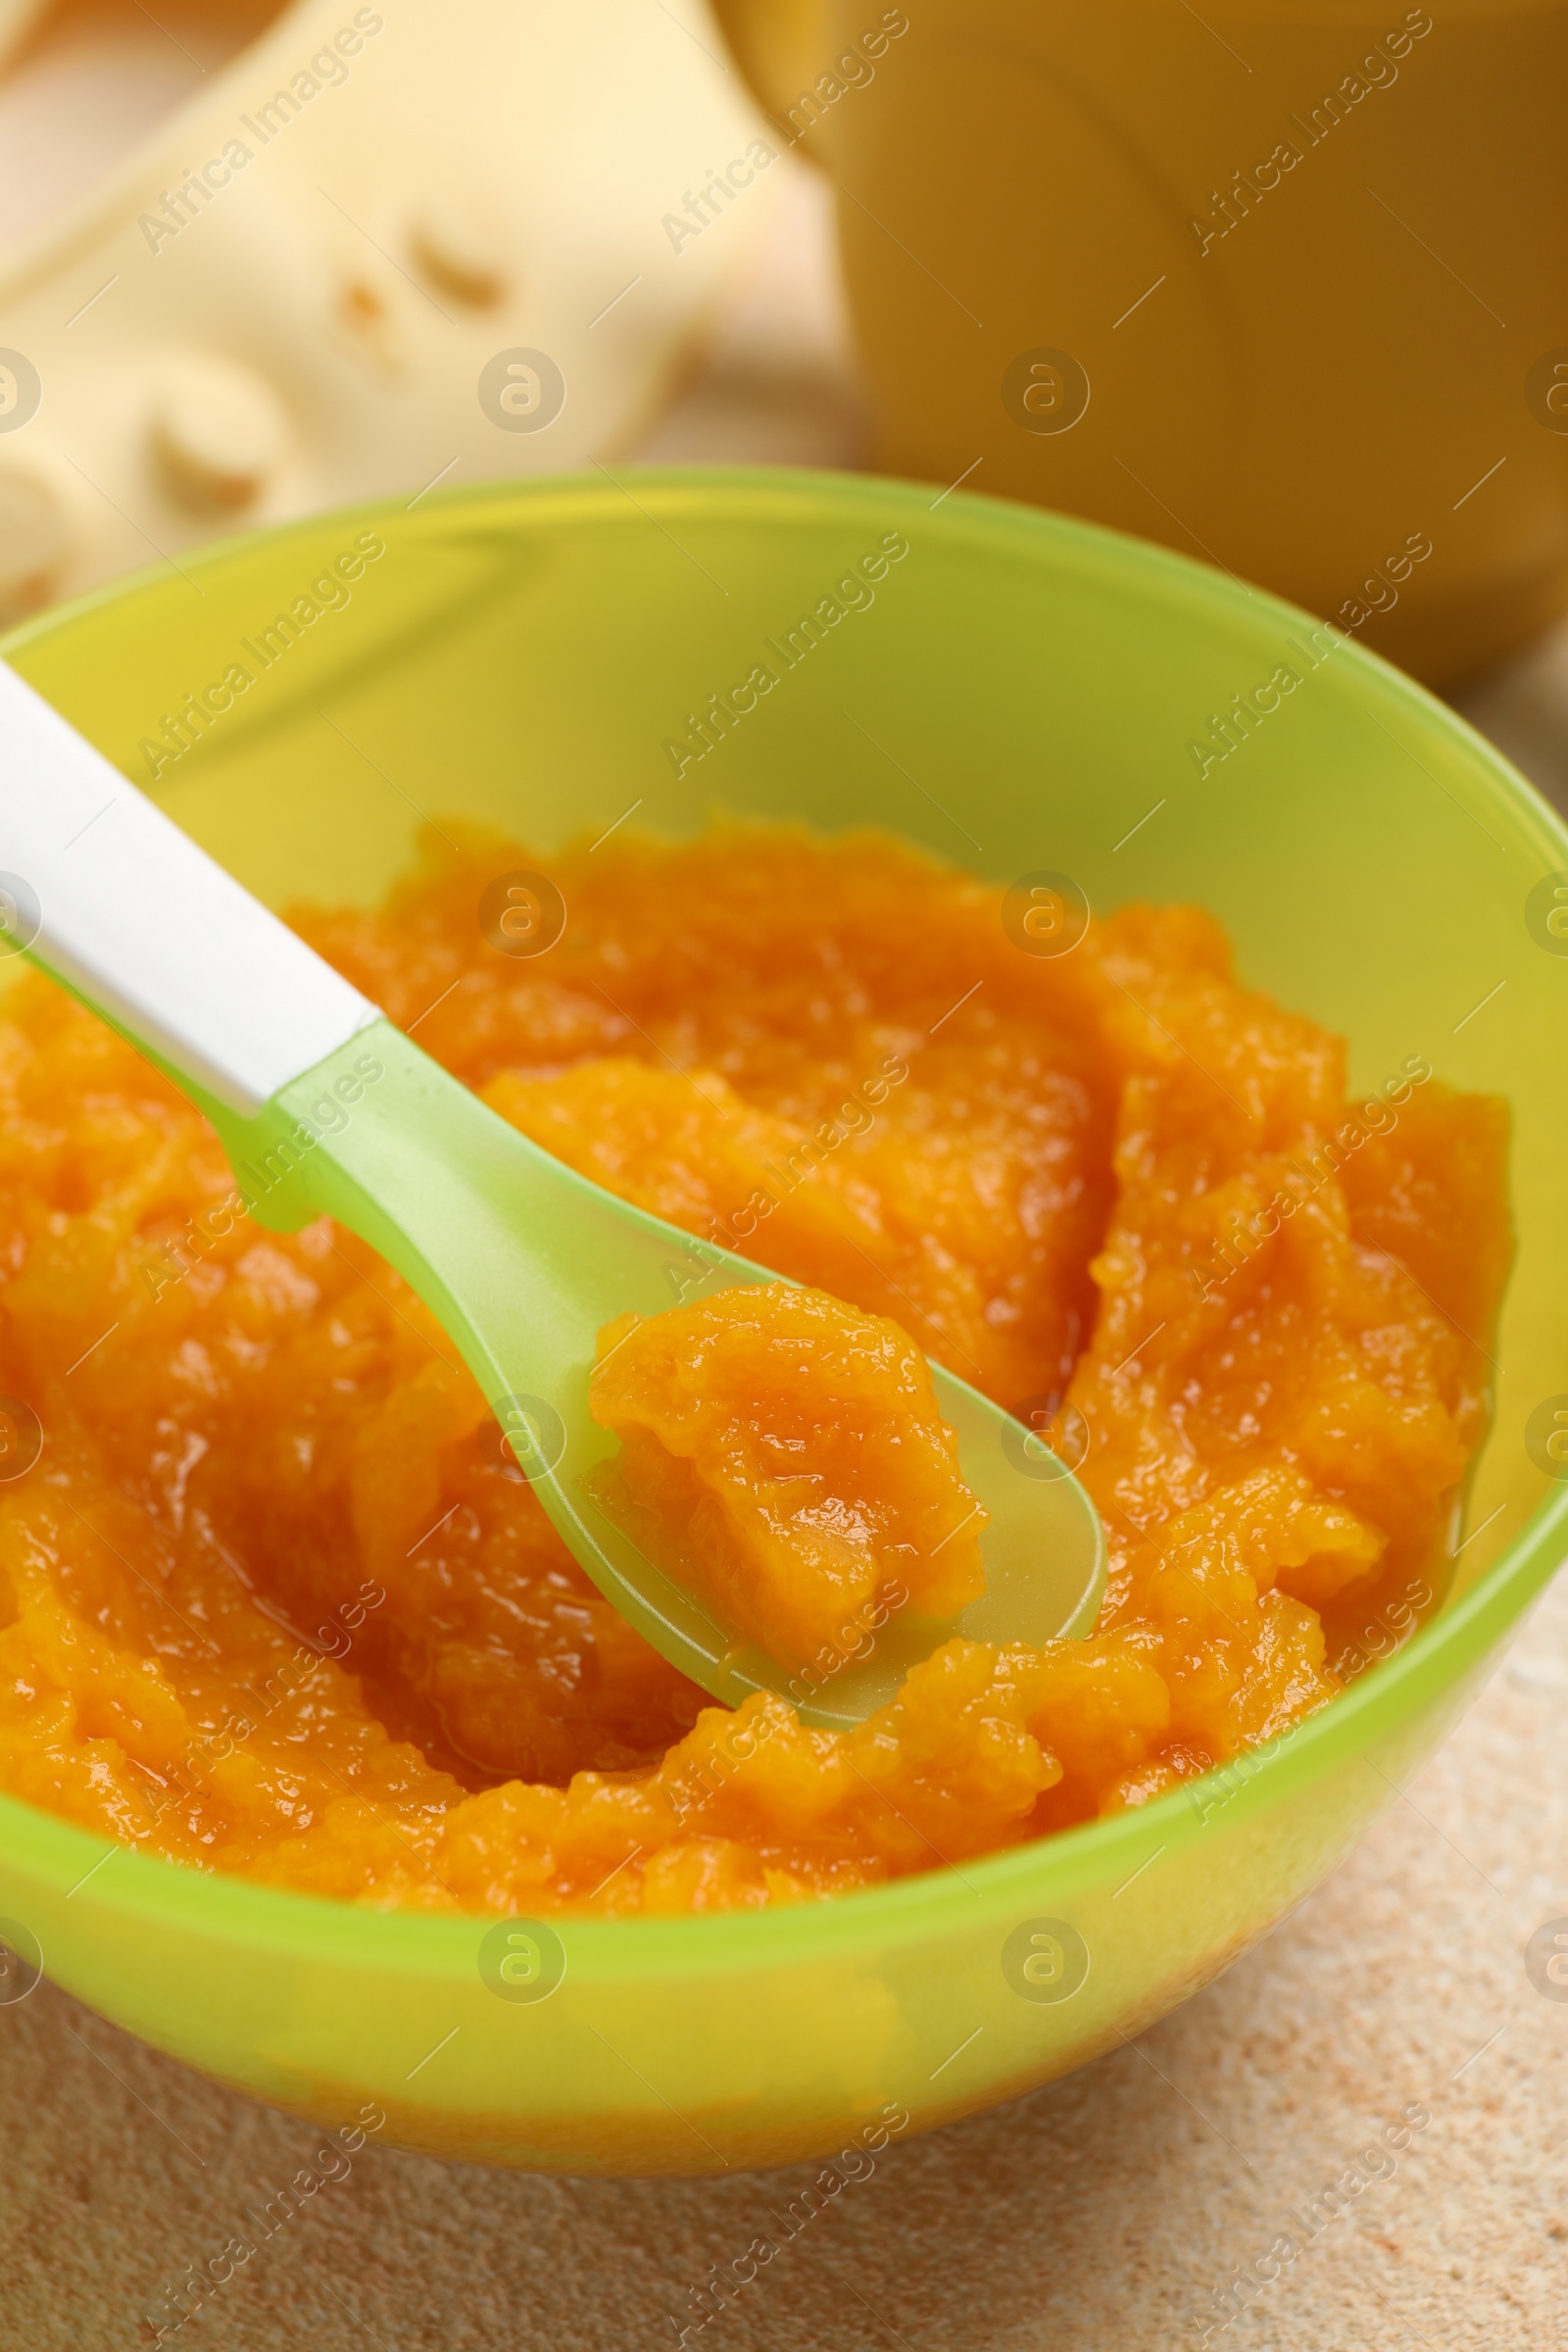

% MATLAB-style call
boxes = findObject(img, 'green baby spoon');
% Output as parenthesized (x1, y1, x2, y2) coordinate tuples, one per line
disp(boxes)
(0, 657, 1105, 1727)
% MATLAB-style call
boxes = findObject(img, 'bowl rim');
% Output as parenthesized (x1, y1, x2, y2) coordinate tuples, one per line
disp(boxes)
(3, 459, 1565, 1983)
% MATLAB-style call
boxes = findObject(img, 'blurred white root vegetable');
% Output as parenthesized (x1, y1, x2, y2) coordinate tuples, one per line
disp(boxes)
(0, 0, 772, 615)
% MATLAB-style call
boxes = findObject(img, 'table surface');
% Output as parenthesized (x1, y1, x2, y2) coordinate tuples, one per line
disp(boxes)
(3, 36, 1568, 2351)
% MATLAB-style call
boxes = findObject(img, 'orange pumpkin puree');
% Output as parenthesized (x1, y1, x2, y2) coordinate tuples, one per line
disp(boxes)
(0, 824, 1509, 1914)
(590, 1286, 988, 1669)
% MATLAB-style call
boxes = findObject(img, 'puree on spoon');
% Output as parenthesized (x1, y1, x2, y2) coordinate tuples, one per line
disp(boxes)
(589, 1284, 988, 1672)
(0, 823, 1509, 1912)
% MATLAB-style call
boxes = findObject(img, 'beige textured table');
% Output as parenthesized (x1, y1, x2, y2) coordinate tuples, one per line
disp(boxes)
(3, 33, 1568, 2352)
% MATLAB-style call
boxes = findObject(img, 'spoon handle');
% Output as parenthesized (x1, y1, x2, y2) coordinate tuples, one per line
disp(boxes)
(0, 658, 376, 1115)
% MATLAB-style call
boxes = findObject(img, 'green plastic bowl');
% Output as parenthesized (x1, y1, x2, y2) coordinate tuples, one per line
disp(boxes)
(1, 468, 1563, 2178)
